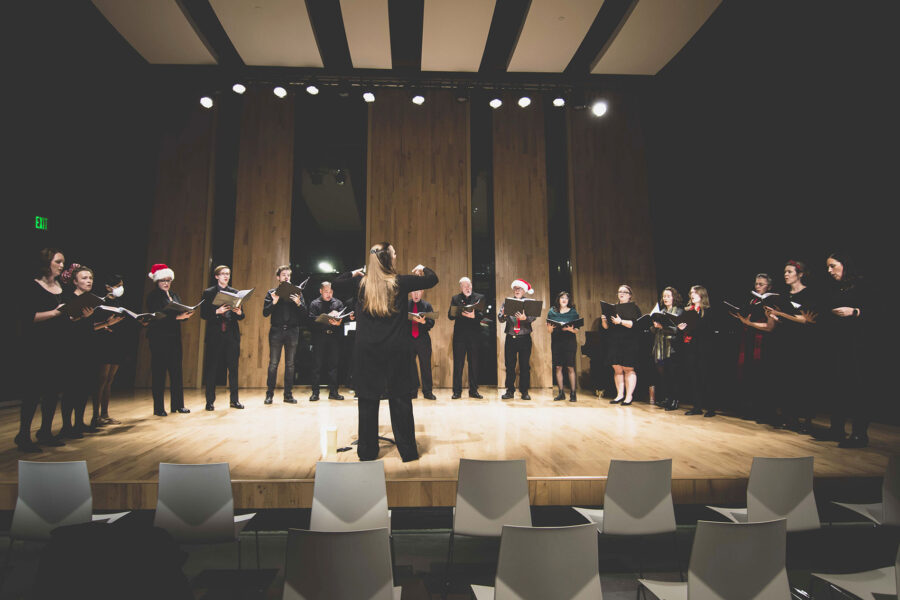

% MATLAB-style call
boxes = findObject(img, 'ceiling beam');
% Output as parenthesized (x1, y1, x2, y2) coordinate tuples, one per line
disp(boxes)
(306, 0, 353, 71)
(479, 0, 531, 74)
(564, 0, 636, 76)
(175, 0, 243, 67)
(388, 0, 424, 72)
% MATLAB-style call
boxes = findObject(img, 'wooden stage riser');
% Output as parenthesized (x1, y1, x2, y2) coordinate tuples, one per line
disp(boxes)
(0, 477, 879, 511)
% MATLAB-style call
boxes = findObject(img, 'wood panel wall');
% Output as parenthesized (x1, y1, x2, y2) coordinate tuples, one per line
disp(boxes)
(568, 91, 656, 374)
(493, 94, 552, 388)
(367, 89, 470, 389)
(232, 89, 295, 388)
(135, 106, 217, 388)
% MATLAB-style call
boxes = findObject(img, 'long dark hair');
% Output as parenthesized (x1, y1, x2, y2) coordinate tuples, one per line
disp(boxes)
(827, 251, 859, 288)
(657, 286, 683, 311)
(36, 247, 63, 278)
(552, 291, 575, 312)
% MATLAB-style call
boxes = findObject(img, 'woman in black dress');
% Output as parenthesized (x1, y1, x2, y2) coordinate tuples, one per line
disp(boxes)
(332, 242, 438, 462)
(93, 273, 128, 425)
(681, 285, 718, 417)
(765, 260, 819, 432)
(650, 287, 683, 411)
(546, 291, 581, 402)
(822, 252, 869, 448)
(601, 285, 642, 405)
(16, 248, 69, 452)
(729, 274, 777, 423)
(146, 263, 194, 417)
(59, 265, 99, 438)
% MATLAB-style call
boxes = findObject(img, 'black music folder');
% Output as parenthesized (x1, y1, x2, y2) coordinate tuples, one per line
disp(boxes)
(59, 293, 104, 319)
(213, 288, 254, 309)
(547, 317, 584, 329)
(502, 298, 543, 318)
(449, 299, 485, 317)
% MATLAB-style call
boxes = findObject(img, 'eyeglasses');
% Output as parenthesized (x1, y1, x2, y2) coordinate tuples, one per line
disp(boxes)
(159, 279, 173, 283)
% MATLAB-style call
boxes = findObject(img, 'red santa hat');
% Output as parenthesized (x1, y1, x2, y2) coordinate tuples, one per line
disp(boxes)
(148, 263, 174, 282)
(510, 279, 534, 294)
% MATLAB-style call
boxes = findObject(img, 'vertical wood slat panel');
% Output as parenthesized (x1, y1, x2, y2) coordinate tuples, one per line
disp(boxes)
(569, 91, 657, 368)
(493, 94, 552, 388)
(232, 90, 294, 388)
(367, 89, 470, 389)
(135, 107, 216, 389)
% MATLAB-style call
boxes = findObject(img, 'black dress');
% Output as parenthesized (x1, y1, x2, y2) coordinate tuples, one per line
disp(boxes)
(19, 281, 66, 439)
(606, 302, 642, 368)
(774, 287, 819, 425)
(93, 296, 130, 365)
(548, 307, 580, 368)
(332, 268, 439, 462)
(823, 278, 868, 438)
(61, 289, 96, 430)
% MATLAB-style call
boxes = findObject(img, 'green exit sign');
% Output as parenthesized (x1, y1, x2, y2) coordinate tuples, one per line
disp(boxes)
(35, 216, 48, 230)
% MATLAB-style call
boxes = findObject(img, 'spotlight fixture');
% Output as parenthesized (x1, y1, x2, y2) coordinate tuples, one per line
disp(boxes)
(317, 261, 334, 273)
(336, 81, 351, 98)
(273, 86, 287, 98)
(454, 87, 469, 103)
(306, 84, 319, 95)
(412, 93, 425, 105)
(571, 89, 587, 110)
(200, 96, 213, 109)
(518, 96, 531, 108)
(363, 91, 375, 103)
(489, 98, 502, 109)
(591, 100, 608, 117)
(232, 83, 246, 94)
(552, 96, 565, 107)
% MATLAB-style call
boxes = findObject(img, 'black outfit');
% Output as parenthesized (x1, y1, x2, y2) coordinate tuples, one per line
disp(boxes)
(408, 298, 435, 396)
(824, 278, 868, 441)
(650, 305, 683, 410)
(18, 280, 66, 443)
(201, 285, 244, 406)
(736, 296, 774, 421)
(263, 288, 306, 399)
(308, 296, 345, 396)
(774, 287, 819, 428)
(549, 307, 581, 368)
(146, 288, 186, 414)
(448, 292, 485, 395)
(499, 299, 537, 395)
(60, 290, 96, 432)
(332, 268, 439, 462)
(606, 302, 643, 367)
(93, 296, 131, 365)
(682, 306, 717, 413)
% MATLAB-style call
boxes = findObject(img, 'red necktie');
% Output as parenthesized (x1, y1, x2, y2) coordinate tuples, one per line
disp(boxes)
(412, 302, 419, 338)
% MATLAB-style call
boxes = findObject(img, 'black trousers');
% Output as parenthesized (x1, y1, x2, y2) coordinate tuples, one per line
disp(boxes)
(150, 336, 185, 413)
(504, 334, 532, 394)
(410, 334, 433, 395)
(204, 333, 240, 405)
(452, 333, 480, 394)
(312, 332, 341, 394)
(654, 356, 679, 404)
(267, 325, 299, 397)
(684, 343, 712, 411)
(61, 360, 92, 429)
(357, 395, 418, 462)
(829, 341, 868, 436)
(19, 368, 61, 439)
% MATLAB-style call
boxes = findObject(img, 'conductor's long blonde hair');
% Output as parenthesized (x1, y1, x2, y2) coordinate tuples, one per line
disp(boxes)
(360, 242, 398, 317)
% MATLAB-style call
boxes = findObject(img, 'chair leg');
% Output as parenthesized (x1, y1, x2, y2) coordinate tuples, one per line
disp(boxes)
(672, 530, 684, 582)
(255, 530, 261, 570)
(637, 537, 644, 579)
(237, 537, 242, 571)
(389, 534, 396, 583)
(442, 531, 455, 600)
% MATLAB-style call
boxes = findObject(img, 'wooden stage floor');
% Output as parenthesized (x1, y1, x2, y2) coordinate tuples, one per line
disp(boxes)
(2, 388, 898, 510)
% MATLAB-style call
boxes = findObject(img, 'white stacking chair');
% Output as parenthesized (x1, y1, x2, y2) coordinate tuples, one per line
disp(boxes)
(281, 528, 400, 600)
(811, 544, 899, 600)
(153, 462, 256, 569)
(707, 456, 820, 532)
(832, 455, 900, 526)
(470, 523, 603, 600)
(310, 461, 390, 531)
(574, 459, 679, 577)
(446, 459, 532, 594)
(639, 519, 790, 600)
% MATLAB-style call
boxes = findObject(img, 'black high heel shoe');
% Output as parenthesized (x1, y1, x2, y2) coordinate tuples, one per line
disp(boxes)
(609, 397, 623, 404)
(665, 399, 680, 411)
(621, 397, 634, 406)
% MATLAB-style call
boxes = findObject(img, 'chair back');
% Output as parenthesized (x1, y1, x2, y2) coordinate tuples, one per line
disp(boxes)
(603, 459, 676, 535)
(154, 462, 236, 544)
(310, 461, 389, 531)
(688, 520, 790, 599)
(454, 459, 531, 537)
(882, 455, 900, 526)
(492, 524, 602, 599)
(282, 528, 394, 600)
(747, 457, 820, 531)
(11, 460, 93, 541)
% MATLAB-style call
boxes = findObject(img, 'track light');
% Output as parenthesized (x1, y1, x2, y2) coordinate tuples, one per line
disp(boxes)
(489, 98, 502, 109)
(591, 100, 608, 117)
(306, 84, 319, 95)
(273, 86, 287, 98)
(553, 96, 565, 107)
(336, 82, 351, 98)
(455, 87, 469, 103)
(200, 96, 213, 109)
(363, 91, 375, 103)
(518, 96, 531, 108)
(412, 94, 425, 105)
(232, 83, 246, 94)
(571, 89, 587, 110)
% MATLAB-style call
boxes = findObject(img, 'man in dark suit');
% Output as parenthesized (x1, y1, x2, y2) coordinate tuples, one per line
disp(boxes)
(262, 264, 306, 405)
(408, 288, 436, 399)
(448, 276, 484, 399)
(200, 265, 245, 410)
(307, 281, 345, 401)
